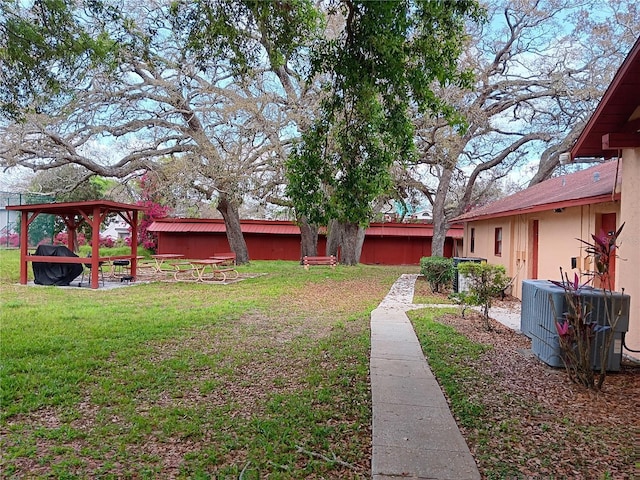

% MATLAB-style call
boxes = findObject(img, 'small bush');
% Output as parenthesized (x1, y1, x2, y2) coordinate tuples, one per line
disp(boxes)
(420, 256, 454, 293)
(457, 262, 509, 330)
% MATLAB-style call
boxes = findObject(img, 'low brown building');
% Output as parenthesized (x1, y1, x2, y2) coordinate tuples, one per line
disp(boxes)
(452, 161, 622, 299)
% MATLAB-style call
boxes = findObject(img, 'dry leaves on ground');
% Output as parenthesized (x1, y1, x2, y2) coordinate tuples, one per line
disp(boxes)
(419, 283, 640, 479)
(453, 312, 637, 476)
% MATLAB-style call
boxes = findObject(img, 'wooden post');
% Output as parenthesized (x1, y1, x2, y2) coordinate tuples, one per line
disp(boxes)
(131, 209, 139, 279)
(90, 205, 101, 289)
(19, 210, 29, 285)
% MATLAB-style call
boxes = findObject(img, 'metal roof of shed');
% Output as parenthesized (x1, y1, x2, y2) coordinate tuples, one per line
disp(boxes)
(149, 219, 301, 235)
(148, 218, 464, 239)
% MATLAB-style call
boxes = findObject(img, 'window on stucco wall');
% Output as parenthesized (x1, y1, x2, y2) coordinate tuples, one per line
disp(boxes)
(494, 227, 502, 256)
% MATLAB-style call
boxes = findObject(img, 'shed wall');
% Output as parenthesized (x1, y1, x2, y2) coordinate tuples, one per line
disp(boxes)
(155, 227, 459, 265)
(157, 232, 305, 261)
(359, 236, 430, 264)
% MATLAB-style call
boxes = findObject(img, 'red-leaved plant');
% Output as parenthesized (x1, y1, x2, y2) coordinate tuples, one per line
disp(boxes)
(135, 172, 172, 252)
(550, 223, 625, 390)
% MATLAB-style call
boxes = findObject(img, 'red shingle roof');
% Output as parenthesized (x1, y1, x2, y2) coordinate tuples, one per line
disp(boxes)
(452, 161, 621, 222)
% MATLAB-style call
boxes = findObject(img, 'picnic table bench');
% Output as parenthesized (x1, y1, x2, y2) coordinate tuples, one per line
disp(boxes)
(134, 259, 158, 276)
(303, 255, 337, 270)
(211, 252, 236, 265)
(172, 259, 239, 282)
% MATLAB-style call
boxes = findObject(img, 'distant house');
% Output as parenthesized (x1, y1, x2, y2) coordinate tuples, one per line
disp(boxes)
(147, 218, 464, 265)
(453, 36, 640, 360)
(101, 220, 130, 242)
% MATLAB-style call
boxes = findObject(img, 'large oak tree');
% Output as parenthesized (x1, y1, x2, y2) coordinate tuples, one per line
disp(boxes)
(401, 0, 640, 256)
(286, 0, 485, 265)
(0, 0, 322, 263)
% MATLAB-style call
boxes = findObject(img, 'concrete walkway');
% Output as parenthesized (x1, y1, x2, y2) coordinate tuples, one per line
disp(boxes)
(370, 274, 481, 480)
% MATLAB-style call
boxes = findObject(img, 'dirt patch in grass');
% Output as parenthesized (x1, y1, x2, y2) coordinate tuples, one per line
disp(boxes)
(432, 307, 639, 479)
(276, 278, 391, 316)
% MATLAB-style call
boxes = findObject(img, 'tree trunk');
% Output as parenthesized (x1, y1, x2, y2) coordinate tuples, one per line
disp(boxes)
(337, 221, 363, 266)
(430, 165, 454, 257)
(298, 217, 319, 262)
(431, 219, 449, 258)
(326, 219, 341, 257)
(355, 224, 366, 259)
(217, 193, 250, 264)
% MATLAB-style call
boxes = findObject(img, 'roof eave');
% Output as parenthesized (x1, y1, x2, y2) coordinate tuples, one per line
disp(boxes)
(454, 193, 620, 223)
(571, 37, 640, 160)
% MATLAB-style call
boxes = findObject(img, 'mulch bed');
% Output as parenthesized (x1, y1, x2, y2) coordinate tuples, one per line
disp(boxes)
(434, 301, 639, 479)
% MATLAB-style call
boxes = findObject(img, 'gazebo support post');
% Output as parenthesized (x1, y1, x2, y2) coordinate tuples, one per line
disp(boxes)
(90, 205, 102, 289)
(131, 210, 139, 279)
(18, 211, 29, 285)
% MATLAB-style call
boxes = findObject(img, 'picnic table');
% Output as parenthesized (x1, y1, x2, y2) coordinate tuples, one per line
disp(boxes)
(151, 254, 185, 273)
(178, 259, 239, 283)
(210, 253, 236, 266)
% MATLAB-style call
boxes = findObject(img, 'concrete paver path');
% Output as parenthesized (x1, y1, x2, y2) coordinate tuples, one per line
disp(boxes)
(370, 274, 481, 480)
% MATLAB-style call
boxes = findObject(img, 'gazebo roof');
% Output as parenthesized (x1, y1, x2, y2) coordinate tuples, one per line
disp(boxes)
(6, 200, 146, 215)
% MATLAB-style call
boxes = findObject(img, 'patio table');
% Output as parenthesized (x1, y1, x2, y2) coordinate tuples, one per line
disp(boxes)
(188, 259, 226, 282)
(151, 254, 184, 273)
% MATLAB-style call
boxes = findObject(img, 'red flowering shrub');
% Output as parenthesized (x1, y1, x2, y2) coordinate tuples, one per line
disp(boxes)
(134, 173, 172, 252)
(136, 200, 171, 251)
(0, 233, 20, 247)
(100, 236, 116, 248)
(53, 232, 87, 246)
(51, 232, 116, 248)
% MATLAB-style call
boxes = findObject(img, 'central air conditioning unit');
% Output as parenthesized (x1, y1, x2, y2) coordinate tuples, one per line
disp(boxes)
(521, 280, 566, 339)
(520, 280, 630, 371)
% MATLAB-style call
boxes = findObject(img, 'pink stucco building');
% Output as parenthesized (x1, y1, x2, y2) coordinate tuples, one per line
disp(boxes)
(454, 36, 640, 360)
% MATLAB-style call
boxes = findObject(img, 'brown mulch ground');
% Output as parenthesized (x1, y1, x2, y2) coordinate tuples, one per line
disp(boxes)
(413, 281, 640, 479)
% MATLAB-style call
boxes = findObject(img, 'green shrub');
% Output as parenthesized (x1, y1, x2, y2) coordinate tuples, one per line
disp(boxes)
(457, 262, 509, 329)
(419, 256, 454, 293)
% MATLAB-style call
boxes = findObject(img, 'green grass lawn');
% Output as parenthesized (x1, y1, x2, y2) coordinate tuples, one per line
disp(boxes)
(0, 249, 418, 478)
